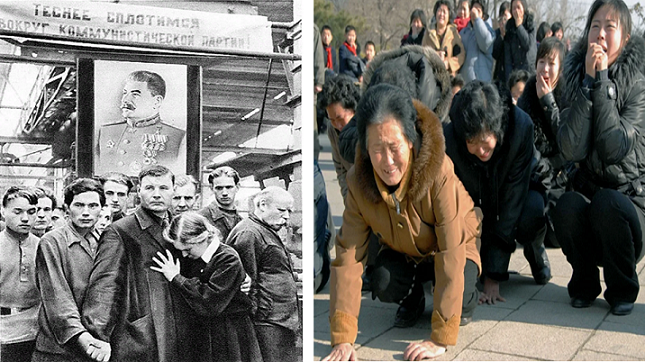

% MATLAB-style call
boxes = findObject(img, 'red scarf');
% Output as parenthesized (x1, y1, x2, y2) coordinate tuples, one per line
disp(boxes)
(455, 17, 470, 32)
(343, 41, 357, 56)
(325, 46, 333, 69)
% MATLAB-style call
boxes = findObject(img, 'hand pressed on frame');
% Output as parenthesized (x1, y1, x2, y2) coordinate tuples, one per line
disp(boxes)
(77, 332, 111, 362)
(478, 277, 506, 305)
(151, 249, 181, 282)
(404, 340, 447, 361)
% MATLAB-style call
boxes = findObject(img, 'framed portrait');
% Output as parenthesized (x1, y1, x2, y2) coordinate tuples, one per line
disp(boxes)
(77, 58, 201, 179)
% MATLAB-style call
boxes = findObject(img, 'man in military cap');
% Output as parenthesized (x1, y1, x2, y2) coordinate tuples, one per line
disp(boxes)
(96, 70, 186, 176)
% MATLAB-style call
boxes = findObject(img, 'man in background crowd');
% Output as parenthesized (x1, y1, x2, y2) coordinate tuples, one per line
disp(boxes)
(98, 172, 133, 222)
(198, 166, 242, 241)
(31, 186, 56, 238)
(172, 174, 200, 215)
(0, 186, 39, 362)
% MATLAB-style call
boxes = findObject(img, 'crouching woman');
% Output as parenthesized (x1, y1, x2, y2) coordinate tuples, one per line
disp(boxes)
(323, 84, 481, 361)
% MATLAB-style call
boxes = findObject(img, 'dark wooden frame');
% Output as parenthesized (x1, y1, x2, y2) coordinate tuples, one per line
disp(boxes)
(77, 58, 201, 180)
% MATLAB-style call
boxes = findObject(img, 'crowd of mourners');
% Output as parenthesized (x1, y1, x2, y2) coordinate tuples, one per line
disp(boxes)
(314, 0, 645, 360)
(1, 165, 300, 362)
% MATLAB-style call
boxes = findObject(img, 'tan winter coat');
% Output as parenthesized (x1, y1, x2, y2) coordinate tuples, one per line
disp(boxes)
(329, 101, 482, 347)
(424, 24, 465, 76)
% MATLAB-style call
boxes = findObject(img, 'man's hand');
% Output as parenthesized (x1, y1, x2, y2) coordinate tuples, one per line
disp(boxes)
(478, 277, 506, 305)
(241, 273, 251, 294)
(322, 343, 357, 361)
(404, 340, 447, 361)
(77, 332, 111, 362)
(150, 249, 180, 282)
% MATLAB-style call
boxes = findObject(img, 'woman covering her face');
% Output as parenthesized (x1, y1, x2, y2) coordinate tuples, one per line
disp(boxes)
(554, 0, 645, 316)
(322, 84, 481, 361)
(517, 36, 569, 249)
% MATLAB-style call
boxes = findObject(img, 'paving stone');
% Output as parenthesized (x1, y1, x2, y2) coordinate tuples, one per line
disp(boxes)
(531, 276, 572, 304)
(585, 322, 645, 359)
(469, 321, 591, 360)
(454, 349, 534, 360)
(479, 273, 543, 310)
(314, 295, 329, 317)
(314, 304, 395, 347)
(506, 300, 608, 330)
(604, 292, 645, 328)
(313, 337, 331, 361)
(573, 350, 641, 361)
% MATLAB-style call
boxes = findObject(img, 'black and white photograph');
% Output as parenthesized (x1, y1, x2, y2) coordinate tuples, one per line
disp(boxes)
(0, 1, 303, 362)
(92, 61, 189, 177)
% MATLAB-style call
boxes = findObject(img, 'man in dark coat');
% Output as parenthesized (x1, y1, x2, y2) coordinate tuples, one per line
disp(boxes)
(82, 165, 203, 362)
(226, 186, 299, 362)
(445, 81, 551, 304)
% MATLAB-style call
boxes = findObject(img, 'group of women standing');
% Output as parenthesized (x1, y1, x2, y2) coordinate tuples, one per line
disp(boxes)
(323, 0, 645, 360)
(403, 0, 537, 85)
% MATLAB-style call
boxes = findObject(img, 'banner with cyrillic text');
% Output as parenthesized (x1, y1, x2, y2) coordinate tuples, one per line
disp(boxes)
(0, 2, 273, 53)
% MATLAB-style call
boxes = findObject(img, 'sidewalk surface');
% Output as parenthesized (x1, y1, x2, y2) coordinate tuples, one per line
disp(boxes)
(314, 134, 645, 361)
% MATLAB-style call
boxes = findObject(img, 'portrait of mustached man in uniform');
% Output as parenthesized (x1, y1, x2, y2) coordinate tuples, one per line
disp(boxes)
(96, 70, 186, 176)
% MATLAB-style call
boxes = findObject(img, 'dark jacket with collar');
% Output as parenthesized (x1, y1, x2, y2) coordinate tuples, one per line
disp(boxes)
(338, 45, 452, 164)
(517, 75, 570, 192)
(445, 96, 535, 256)
(504, 13, 536, 82)
(226, 214, 299, 331)
(197, 202, 242, 242)
(401, 28, 426, 46)
(82, 207, 202, 362)
(560, 35, 645, 211)
(338, 43, 365, 80)
(35, 222, 99, 357)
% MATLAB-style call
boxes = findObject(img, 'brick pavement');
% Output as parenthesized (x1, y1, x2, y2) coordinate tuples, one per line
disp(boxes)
(314, 134, 645, 361)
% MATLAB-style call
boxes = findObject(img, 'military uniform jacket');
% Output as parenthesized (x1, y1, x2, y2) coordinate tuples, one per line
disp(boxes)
(97, 115, 185, 175)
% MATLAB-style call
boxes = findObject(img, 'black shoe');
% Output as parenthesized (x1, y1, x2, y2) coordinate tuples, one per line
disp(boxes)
(570, 297, 594, 308)
(460, 316, 472, 326)
(524, 243, 552, 285)
(394, 296, 425, 328)
(610, 302, 634, 316)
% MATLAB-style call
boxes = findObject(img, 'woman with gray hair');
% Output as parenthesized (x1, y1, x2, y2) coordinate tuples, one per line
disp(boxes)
(323, 84, 481, 361)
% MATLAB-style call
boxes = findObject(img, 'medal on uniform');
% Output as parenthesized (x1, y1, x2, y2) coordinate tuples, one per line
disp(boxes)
(106, 140, 115, 149)
(141, 131, 168, 164)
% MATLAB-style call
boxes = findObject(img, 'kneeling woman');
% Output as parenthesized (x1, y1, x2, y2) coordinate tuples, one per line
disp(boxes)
(554, 0, 645, 316)
(323, 84, 481, 361)
(151, 212, 262, 362)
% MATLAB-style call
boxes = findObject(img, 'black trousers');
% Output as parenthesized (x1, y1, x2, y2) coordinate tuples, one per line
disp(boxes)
(552, 189, 645, 304)
(481, 189, 548, 281)
(255, 324, 298, 362)
(370, 248, 479, 319)
(1, 341, 35, 362)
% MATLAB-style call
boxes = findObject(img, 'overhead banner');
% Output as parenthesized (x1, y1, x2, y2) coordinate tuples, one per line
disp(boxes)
(0, 2, 273, 53)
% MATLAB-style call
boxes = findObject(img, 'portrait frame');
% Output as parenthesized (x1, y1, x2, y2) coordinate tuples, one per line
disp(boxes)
(76, 58, 201, 180)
